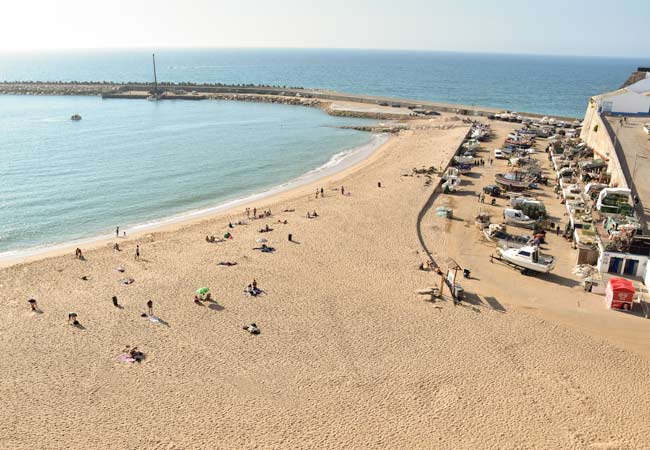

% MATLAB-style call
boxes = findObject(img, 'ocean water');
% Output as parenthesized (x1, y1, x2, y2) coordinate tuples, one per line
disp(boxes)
(0, 49, 647, 117)
(1, 49, 647, 256)
(0, 95, 375, 255)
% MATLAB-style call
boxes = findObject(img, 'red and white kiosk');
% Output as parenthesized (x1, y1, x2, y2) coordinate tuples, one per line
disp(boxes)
(605, 278, 635, 311)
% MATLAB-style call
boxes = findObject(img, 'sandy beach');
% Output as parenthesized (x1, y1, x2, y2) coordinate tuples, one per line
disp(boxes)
(2, 114, 650, 450)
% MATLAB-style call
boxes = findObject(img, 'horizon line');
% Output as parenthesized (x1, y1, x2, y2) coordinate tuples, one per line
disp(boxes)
(0, 45, 648, 60)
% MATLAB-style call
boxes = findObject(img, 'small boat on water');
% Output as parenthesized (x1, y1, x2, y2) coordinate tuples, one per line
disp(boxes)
(70, 114, 82, 121)
(496, 245, 556, 274)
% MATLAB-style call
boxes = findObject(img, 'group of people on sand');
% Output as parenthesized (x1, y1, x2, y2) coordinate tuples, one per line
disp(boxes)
(315, 187, 325, 198)
(245, 279, 263, 297)
(246, 207, 273, 220)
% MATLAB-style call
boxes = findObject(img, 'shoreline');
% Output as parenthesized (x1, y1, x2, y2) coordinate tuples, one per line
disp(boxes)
(0, 133, 390, 268)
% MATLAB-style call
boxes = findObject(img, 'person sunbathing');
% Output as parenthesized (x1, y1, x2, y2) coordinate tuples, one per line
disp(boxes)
(217, 261, 237, 266)
(243, 323, 260, 335)
(124, 346, 145, 362)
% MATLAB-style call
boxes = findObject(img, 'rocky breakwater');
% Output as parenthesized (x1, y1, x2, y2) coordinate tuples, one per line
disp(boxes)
(0, 82, 115, 96)
(206, 93, 321, 108)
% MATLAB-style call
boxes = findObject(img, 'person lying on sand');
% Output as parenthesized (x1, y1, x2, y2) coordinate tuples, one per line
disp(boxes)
(259, 225, 273, 233)
(122, 346, 145, 362)
(253, 244, 275, 253)
(194, 295, 202, 305)
(217, 261, 238, 266)
(276, 219, 288, 224)
(113, 243, 121, 251)
(283, 208, 295, 213)
(312, 210, 318, 217)
(243, 323, 260, 335)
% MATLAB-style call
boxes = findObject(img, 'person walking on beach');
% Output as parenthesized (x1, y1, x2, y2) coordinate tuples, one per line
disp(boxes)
(556, 225, 561, 236)
(135, 245, 140, 261)
(341, 186, 345, 196)
(253, 208, 257, 219)
(315, 188, 319, 199)
(320, 187, 324, 197)
(28, 298, 38, 312)
(116, 226, 120, 237)
(146, 300, 153, 316)
(246, 207, 250, 219)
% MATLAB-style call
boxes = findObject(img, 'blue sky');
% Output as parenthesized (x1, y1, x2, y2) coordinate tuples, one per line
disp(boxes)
(1, 0, 648, 57)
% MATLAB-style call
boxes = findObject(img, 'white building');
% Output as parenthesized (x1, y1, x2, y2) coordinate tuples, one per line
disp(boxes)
(592, 73, 650, 116)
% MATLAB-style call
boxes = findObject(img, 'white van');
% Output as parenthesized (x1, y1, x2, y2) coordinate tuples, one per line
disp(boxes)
(494, 148, 511, 159)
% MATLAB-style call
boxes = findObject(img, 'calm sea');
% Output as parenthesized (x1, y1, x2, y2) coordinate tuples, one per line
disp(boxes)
(0, 49, 646, 255)
(0, 49, 646, 117)
(0, 95, 375, 255)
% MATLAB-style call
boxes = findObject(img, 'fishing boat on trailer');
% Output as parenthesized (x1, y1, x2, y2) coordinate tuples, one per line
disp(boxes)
(495, 171, 533, 192)
(494, 245, 556, 274)
(483, 223, 531, 245)
(504, 138, 533, 149)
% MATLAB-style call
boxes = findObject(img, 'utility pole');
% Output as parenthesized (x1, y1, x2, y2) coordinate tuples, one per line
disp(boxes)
(152, 53, 158, 94)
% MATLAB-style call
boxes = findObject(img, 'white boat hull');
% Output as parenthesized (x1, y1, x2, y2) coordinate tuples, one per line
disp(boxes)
(497, 247, 556, 273)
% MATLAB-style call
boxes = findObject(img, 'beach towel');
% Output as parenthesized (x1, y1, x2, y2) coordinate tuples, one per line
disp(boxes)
(116, 353, 136, 363)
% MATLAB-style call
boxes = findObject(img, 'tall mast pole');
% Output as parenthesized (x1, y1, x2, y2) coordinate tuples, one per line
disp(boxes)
(152, 53, 158, 94)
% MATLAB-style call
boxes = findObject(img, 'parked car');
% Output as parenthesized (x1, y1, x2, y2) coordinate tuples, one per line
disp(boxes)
(483, 185, 502, 197)
(494, 148, 511, 159)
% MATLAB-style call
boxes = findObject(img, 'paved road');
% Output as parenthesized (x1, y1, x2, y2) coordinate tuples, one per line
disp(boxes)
(607, 117, 650, 232)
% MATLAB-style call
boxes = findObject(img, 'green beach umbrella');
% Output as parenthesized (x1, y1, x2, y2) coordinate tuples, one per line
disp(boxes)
(196, 287, 210, 296)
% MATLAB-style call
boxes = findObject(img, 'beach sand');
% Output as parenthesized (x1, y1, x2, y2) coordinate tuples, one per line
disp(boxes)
(1, 116, 650, 449)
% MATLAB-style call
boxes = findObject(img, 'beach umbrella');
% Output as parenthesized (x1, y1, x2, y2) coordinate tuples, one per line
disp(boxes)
(196, 287, 210, 296)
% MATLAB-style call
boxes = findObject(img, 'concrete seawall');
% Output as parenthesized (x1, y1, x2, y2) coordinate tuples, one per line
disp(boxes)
(0, 81, 580, 121)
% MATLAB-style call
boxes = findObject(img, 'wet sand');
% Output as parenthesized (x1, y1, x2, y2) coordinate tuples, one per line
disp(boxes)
(1, 116, 649, 449)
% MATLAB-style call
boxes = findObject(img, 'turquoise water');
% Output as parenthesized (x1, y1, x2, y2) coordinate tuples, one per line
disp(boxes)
(1, 49, 647, 255)
(0, 95, 375, 254)
(1, 49, 647, 117)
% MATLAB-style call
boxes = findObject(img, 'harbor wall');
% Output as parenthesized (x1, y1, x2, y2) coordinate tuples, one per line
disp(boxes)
(580, 104, 628, 189)
(0, 82, 579, 121)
